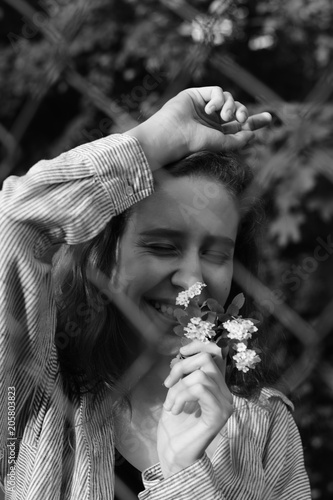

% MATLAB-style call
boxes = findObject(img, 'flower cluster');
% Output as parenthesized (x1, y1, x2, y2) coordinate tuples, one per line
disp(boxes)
(183, 317, 215, 343)
(176, 282, 206, 308)
(233, 348, 261, 373)
(223, 318, 258, 341)
(172, 282, 261, 373)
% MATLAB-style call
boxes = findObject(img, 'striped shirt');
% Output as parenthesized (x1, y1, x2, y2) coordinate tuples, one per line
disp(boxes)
(0, 134, 311, 499)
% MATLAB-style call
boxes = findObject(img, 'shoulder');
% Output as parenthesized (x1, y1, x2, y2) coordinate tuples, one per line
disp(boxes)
(231, 387, 296, 442)
(230, 388, 299, 454)
(258, 387, 294, 412)
(232, 387, 294, 416)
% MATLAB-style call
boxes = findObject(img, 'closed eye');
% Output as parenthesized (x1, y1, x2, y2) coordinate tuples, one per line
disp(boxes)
(201, 251, 233, 264)
(135, 239, 179, 256)
(146, 244, 178, 254)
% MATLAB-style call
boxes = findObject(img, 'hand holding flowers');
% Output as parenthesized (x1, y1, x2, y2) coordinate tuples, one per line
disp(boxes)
(158, 283, 260, 478)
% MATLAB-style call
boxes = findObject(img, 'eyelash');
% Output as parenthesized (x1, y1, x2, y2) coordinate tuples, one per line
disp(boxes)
(142, 243, 231, 264)
(201, 252, 231, 264)
(145, 244, 178, 255)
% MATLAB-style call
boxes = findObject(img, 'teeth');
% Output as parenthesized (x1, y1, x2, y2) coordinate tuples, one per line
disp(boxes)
(152, 302, 175, 318)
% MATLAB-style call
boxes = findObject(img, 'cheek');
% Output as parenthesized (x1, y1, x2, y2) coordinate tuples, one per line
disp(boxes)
(207, 265, 233, 305)
(217, 282, 232, 306)
(117, 257, 168, 297)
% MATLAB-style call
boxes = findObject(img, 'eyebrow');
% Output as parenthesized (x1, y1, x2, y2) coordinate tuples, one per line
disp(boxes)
(138, 228, 235, 248)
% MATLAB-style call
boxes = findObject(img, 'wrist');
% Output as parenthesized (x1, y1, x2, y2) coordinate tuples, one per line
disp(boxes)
(159, 449, 202, 479)
(124, 124, 160, 172)
(124, 115, 187, 171)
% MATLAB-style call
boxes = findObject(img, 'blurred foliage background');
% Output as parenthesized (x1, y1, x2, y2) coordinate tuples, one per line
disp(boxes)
(0, 0, 333, 498)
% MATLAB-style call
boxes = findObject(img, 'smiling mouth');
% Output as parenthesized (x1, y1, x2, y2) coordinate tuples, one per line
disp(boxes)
(147, 300, 178, 323)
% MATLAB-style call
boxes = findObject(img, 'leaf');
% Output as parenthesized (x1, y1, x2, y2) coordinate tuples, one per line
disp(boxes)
(206, 298, 225, 313)
(174, 308, 191, 326)
(230, 293, 245, 311)
(226, 303, 240, 316)
(221, 346, 229, 359)
(269, 212, 305, 246)
(187, 303, 202, 318)
(216, 337, 229, 349)
(174, 308, 188, 321)
(173, 325, 184, 337)
(217, 312, 230, 323)
(201, 311, 217, 324)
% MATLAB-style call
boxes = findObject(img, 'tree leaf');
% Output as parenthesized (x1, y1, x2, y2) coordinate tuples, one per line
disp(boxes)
(269, 212, 305, 246)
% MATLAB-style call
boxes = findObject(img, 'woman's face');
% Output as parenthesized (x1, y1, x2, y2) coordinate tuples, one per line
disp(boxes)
(114, 175, 239, 354)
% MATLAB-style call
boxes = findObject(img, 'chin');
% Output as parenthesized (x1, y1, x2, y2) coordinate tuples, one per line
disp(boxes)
(156, 334, 182, 357)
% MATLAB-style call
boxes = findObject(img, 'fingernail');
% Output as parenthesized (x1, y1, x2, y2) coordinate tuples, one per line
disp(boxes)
(163, 376, 171, 387)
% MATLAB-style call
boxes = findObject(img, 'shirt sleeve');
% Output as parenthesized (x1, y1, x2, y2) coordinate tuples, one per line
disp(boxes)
(139, 454, 225, 500)
(0, 134, 153, 449)
(139, 392, 311, 500)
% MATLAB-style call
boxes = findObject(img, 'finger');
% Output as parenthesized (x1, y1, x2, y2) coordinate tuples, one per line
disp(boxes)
(220, 91, 236, 122)
(241, 112, 272, 131)
(221, 112, 272, 134)
(165, 367, 232, 410)
(220, 130, 255, 150)
(235, 102, 249, 123)
(164, 375, 217, 412)
(164, 352, 224, 389)
(180, 341, 226, 375)
(180, 340, 221, 357)
(221, 120, 243, 135)
(164, 383, 226, 417)
(203, 86, 225, 115)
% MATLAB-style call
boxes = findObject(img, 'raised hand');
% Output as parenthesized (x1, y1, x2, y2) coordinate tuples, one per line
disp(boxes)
(125, 86, 272, 170)
(157, 341, 233, 479)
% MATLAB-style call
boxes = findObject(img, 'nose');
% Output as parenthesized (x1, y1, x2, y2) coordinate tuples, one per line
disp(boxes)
(170, 252, 204, 291)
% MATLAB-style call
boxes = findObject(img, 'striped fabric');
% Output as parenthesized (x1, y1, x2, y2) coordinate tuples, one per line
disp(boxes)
(140, 389, 311, 499)
(0, 134, 311, 499)
(0, 135, 153, 500)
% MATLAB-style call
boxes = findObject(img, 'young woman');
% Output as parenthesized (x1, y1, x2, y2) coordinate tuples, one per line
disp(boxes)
(0, 87, 311, 499)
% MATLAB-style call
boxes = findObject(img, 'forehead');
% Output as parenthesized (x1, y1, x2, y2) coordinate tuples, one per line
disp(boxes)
(128, 175, 239, 240)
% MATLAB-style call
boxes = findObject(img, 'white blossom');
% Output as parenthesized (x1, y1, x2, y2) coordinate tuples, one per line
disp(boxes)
(183, 317, 215, 343)
(176, 282, 206, 308)
(233, 349, 261, 373)
(234, 342, 247, 352)
(223, 318, 258, 341)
